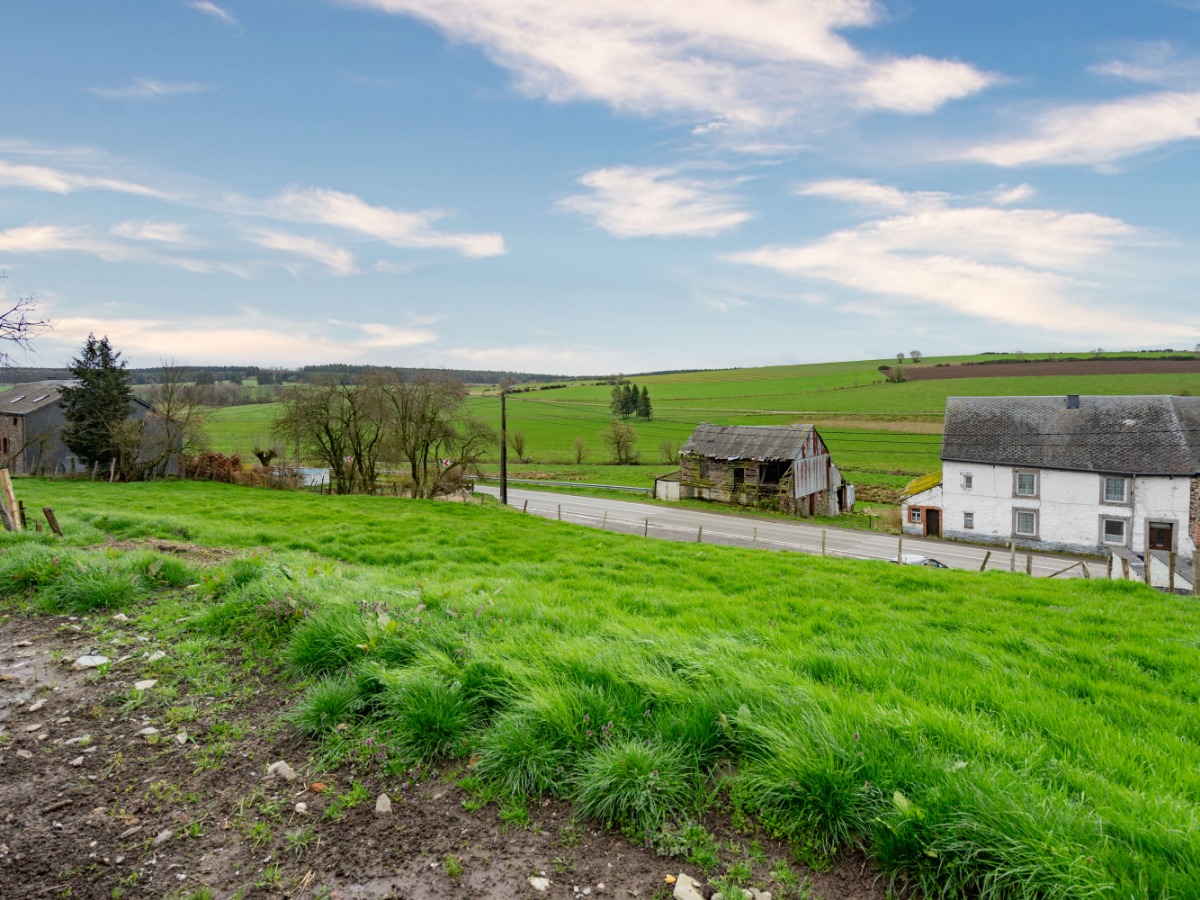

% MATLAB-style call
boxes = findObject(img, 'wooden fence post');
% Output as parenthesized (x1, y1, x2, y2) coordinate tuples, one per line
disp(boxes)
(0, 470, 19, 532)
(1009, 540, 1016, 572)
(1169, 552, 1177, 592)
(1106, 555, 1113, 579)
(17, 500, 26, 529)
(1193, 554, 1198, 596)
(979, 551, 991, 572)
(108, 459, 116, 483)
(601, 510, 607, 528)
(897, 536, 903, 563)
(42, 507, 63, 537)
(1026, 554, 1033, 576)
(522, 500, 528, 514)
(644, 519, 649, 537)
(753, 527, 757, 548)
(1121, 557, 1129, 579)
(821, 529, 827, 557)
(697, 526, 703, 544)
(0, 502, 13, 532)
(1145, 554, 1153, 587)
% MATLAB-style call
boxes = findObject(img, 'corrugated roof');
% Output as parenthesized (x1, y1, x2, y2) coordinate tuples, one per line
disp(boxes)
(941, 395, 1200, 475)
(0, 380, 75, 416)
(681, 423, 814, 461)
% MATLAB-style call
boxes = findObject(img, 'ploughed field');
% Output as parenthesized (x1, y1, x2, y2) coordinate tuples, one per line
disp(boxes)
(3, 479, 1199, 898)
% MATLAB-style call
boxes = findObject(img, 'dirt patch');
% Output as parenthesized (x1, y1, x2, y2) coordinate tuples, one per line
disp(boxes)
(0, 611, 893, 900)
(102, 539, 240, 563)
(886, 358, 1200, 381)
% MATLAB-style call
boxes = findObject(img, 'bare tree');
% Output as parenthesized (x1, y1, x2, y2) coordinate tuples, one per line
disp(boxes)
(0, 272, 52, 366)
(659, 439, 679, 464)
(602, 419, 638, 464)
(508, 430, 527, 459)
(385, 373, 495, 498)
(896, 353, 905, 365)
(573, 436, 588, 464)
(909, 350, 922, 362)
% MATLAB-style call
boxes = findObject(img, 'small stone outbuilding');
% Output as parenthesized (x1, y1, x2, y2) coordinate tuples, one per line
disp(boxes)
(678, 423, 853, 515)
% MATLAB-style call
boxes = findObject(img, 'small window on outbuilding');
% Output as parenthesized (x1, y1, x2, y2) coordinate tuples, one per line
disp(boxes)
(962, 473, 973, 490)
(1103, 476, 1128, 504)
(1014, 510, 1038, 536)
(963, 512, 974, 529)
(909, 508, 922, 524)
(1102, 518, 1126, 545)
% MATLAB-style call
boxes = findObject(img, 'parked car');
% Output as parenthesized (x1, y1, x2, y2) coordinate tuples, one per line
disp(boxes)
(899, 553, 949, 568)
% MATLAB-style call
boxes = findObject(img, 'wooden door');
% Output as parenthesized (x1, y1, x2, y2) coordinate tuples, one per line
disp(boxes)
(1149, 522, 1173, 551)
(925, 508, 941, 538)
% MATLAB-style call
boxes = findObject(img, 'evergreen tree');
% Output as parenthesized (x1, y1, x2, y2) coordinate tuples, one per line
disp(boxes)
(59, 334, 134, 468)
(621, 383, 637, 417)
(637, 385, 652, 419)
(610, 382, 624, 416)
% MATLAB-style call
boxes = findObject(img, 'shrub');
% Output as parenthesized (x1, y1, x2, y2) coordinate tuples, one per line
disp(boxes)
(571, 739, 694, 834)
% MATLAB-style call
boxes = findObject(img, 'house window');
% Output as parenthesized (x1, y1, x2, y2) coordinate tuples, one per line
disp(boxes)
(1014, 510, 1038, 537)
(1102, 476, 1128, 504)
(962, 473, 973, 490)
(0, 436, 7, 455)
(1014, 471, 1038, 497)
(963, 512, 974, 529)
(1101, 518, 1126, 545)
(909, 508, 922, 524)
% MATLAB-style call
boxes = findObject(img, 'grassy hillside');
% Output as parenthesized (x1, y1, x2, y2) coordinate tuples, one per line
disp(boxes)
(7, 479, 1200, 897)
(203, 354, 1200, 487)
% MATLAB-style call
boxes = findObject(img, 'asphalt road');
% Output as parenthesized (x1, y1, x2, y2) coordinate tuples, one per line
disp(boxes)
(476, 485, 1099, 579)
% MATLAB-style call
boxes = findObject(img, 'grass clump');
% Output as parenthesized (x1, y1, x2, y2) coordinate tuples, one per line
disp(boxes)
(42, 564, 144, 613)
(377, 669, 478, 763)
(0, 543, 76, 596)
(472, 711, 570, 798)
(572, 738, 694, 834)
(290, 674, 362, 735)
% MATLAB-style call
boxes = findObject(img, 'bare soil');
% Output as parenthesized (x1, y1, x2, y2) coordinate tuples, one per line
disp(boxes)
(0, 610, 892, 900)
(886, 358, 1200, 380)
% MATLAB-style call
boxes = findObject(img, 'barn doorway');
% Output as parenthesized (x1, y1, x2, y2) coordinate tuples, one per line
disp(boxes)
(1148, 521, 1173, 551)
(924, 508, 941, 538)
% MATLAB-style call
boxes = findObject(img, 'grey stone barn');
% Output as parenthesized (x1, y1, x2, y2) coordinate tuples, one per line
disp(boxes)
(0, 380, 168, 476)
(678, 423, 853, 515)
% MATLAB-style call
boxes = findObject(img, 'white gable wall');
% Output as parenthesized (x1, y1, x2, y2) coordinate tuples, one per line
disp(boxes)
(942, 461, 1196, 557)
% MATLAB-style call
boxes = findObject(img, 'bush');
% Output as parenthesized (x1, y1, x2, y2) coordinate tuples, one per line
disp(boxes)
(572, 739, 694, 834)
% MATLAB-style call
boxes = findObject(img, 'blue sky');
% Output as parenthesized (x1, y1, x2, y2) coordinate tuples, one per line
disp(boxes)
(3, 0, 1200, 374)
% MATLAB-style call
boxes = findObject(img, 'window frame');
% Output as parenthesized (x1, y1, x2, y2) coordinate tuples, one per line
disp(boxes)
(1100, 516, 1127, 546)
(963, 512, 975, 530)
(909, 507, 922, 524)
(1013, 508, 1038, 538)
(961, 472, 973, 490)
(1100, 475, 1130, 506)
(1013, 469, 1039, 498)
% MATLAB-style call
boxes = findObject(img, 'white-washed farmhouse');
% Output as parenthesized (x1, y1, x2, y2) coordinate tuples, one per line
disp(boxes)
(903, 395, 1200, 559)
(677, 423, 854, 516)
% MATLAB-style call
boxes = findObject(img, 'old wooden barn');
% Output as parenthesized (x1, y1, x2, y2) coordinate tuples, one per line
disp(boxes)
(676, 423, 853, 515)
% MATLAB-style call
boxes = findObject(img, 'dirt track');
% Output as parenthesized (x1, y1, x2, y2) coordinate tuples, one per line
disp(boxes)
(889, 359, 1200, 380)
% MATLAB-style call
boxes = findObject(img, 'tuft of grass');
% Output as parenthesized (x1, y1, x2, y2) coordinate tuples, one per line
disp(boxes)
(472, 711, 570, 798)
(0, 543, 75, 596)
(571, 739, 695, 835)
(42, 565, 144, 613)
(377, 669, 478, 763)
(444, 854, 463, 879)
(289, 674, 362, 735)
(286, 603, 370, 674)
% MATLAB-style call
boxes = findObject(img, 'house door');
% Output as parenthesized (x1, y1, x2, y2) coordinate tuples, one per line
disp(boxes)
(1148, 522, 1173, 551)
(925, 508, 941, 538)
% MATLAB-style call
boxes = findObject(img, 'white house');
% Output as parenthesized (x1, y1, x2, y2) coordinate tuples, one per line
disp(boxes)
(903, 395, 1200, 560)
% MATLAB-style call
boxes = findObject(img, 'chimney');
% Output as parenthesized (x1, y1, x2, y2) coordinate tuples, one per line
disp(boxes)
(1066, 394, 1080, 409)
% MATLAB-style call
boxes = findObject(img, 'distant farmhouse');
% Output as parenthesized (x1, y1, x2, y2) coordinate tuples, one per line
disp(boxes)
(903, 395, 1200, 559)
(0, 380, 171, 476)
(666, 423, 854, 516)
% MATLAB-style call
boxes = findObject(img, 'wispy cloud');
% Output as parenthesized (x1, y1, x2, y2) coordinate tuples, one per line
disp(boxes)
(962, 90, 1200, 167)
(0, 223, 247, 276)
(189, 1, 239, 27)
(264, 187, 506, 257)
(110, 221, 193, 244)
(249, 229, 358, 276)
(559, 166, 752, 237)
(0, 160, 167, 198)
(342, 0, 995, 132)
(90, 78, 211, 101)
(1089, 41, 1200, 86)
(726, 181, 1175, 340)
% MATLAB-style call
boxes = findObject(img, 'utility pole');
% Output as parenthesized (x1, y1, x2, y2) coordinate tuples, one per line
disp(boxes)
(499, 382, 510, 506)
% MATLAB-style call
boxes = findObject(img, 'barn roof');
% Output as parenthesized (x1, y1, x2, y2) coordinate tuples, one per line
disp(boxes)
(0, 380, 74, 415)
(682, 423, 815, 461)
(942, 395, 1200, 475)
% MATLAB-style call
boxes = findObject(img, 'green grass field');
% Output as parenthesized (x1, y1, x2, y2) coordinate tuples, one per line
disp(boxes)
(202, 353, 1200, 491)
(5, 478, 1199, 897)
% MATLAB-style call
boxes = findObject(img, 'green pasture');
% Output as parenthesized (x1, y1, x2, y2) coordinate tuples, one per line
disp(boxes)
(4, 479, 1199, 897)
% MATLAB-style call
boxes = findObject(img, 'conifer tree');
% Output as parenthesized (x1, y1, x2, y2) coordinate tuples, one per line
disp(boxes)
(59, 334, 133, 468)
(637, 385, 652, 419)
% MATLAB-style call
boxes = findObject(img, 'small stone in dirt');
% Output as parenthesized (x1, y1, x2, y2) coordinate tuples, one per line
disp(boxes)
(134, 679, 157, 691)
(266, 760, 297, 782)
(174, 731, 188, 745)
(27, 699, 46, 713)
(375, 793, 392, 816)
(69, 756, 84, 767)
(16, 750, 33, 760)
(113, 613, 129, 622)
(147, 650, 166, 663)
(12, 640, 32, 648)
(119, 826, 143, 839)
(153, 829, 173, 847)
(295, 802, 308, 814)
(529, 876, 551, 892)
(673, 873, 705, 900)
(56, 717, 70, 725)
(136, 727, 160, 737)
(23, 723, 42, 733)
(73, 655, 109, 669)
(65, 735, 91, 746)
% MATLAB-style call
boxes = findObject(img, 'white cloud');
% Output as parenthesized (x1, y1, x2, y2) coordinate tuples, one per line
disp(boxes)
(43, 313, 437, 366)
(342, 0, 993, 130)
(1088, 41, 1200, 86)
(728, 183, 1167, 339)
(990, 183, 1036, 205)
(856, 56, 997, 114)
(90, 78, 212, 100)
(265, 187, 506, 257)
(0, 160, 166, 198)
(249, 229, 358, 276)
(558, 166, 752, 237)
(964, 90, 1200, 167)
(189, 1, 239, 27)
(111, 221, 193, 244)
(797, 178, 943, 211)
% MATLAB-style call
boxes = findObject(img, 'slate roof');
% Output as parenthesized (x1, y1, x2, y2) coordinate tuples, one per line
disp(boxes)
(681, 423, 814, 461)
(0, 380, 75, 416)
(941, 395, 1200, 475)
